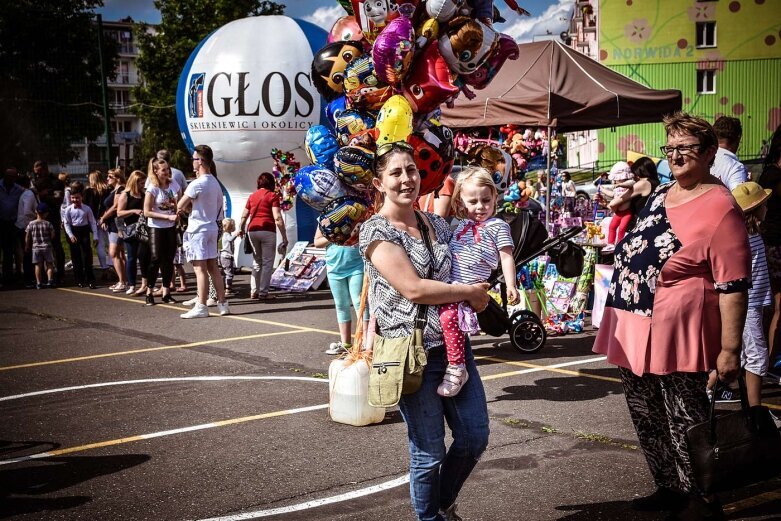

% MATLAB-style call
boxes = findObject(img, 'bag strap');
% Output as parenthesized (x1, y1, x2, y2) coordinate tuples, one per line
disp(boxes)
(413, 211, 436, 330)
(709, 374, 752, 443)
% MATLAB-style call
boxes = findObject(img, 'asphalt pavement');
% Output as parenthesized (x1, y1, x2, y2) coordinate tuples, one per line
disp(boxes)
(1, 272, 780, 520)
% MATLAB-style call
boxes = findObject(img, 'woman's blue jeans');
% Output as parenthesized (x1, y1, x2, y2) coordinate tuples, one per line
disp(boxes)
(398, 341, 489, 521)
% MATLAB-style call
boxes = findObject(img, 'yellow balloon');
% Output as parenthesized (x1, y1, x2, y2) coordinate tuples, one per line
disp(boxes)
(375, 95, 413, 145)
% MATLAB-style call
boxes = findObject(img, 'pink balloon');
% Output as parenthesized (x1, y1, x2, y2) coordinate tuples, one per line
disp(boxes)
(328, 16, 365, 44)
(371, 16, 415, 86)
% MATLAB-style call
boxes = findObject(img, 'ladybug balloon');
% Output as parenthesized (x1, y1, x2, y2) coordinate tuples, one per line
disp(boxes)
(407, 125, 454, 196)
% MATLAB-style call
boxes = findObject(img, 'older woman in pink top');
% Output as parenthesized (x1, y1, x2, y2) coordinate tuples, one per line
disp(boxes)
(594, 113, 750, 521)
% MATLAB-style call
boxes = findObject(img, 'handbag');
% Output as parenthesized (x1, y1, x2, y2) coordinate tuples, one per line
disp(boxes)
(367, 211, 433, 408)
(685, 376, 781, 494)
(116, 214, 149, 243)
(134, 214, 150, 244)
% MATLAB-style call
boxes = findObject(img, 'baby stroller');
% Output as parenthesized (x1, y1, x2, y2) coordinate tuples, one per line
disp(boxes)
(476, 210, 585, 353)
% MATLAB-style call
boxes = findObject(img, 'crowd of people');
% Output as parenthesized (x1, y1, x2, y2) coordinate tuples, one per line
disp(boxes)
(3, 114, 781, 521)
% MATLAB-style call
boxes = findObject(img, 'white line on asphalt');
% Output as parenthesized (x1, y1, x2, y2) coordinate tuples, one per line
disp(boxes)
(0, 376, 327, 402)
(196, 475, 412, 520)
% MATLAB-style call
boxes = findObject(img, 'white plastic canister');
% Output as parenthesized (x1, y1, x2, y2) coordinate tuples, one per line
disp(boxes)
(328, 358, 386, 426)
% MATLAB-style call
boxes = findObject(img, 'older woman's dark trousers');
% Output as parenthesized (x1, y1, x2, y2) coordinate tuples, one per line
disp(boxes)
(618, 367, 709, 494)
(146, 226, 177, 289)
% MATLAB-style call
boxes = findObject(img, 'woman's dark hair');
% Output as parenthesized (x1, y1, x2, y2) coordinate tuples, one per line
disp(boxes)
(762, 123, 781, 172)
(257, 172, 275, 190)
(69, 181, 85, 195)
(631, 157, 659, 187)
(562, 172, 570, 180)
(194, 144, 217, 176)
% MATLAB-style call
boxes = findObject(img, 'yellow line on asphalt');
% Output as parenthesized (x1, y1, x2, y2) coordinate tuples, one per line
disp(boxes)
(57, 288, 340, 336)
(0, 330, 309, 371)
(724, 487, 781, 514)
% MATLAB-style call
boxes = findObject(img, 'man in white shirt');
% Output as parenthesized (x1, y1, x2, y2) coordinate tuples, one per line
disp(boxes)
(711, 116, 748, 190)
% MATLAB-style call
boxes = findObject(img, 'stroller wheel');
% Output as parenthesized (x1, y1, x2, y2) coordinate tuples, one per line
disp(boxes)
(509, 311, 546, 353)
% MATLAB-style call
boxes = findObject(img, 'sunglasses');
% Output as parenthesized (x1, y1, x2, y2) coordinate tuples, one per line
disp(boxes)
(373, 141, 414, 173)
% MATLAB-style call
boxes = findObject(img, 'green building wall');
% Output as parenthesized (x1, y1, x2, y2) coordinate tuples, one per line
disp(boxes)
(594, 0, 781, 166)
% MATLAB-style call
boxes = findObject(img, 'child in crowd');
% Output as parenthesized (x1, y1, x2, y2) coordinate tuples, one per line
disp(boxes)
(63, 182, 98, 288)
(59, 172, 72, 223)
(219, 218, 240, 296)
(438, 167, 519, 397)
(26, 203, 56, 288)
(606, 161, 636, 248)
(708, 182, 773, 405)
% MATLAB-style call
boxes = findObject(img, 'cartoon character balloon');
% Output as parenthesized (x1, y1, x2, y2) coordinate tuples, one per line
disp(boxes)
(334, 146, 376, 190)
(438, 17, 498, 75)
(335, 109, 377, 146)
(460, 33, 519, 90)
(375, 95, 414, 146)
(426, 0, 467, 22)
(305, 125, 340, 170)
(371, 16, 415, 86)
(343, 55, 393, 110)
(294, 165, 350, 212)
(351, 0, 393, 43)
(325, 95, 348, 129)
(311, 41, 364, 101)
(328, 16, 365, 44)
(401, 43, 460, 114)
(318, 195, 372, 245)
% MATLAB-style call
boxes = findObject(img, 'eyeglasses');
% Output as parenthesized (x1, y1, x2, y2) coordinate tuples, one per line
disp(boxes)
(659, 143, 703, 157)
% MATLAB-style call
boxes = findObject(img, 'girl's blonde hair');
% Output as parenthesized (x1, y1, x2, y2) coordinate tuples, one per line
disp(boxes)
(126, 170, 147, 198)
(58, 171, 70, 184)
(148, 158, 169, 188)
(222, 218, 236, 233)
(108, 167, 126, 185)
(450, 167, 498, 219)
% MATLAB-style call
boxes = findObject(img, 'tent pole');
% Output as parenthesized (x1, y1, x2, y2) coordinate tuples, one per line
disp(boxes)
(545, 126, 552, 230)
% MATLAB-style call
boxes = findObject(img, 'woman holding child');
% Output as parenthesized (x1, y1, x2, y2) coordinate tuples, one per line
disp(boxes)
(360, 141, 490, 521)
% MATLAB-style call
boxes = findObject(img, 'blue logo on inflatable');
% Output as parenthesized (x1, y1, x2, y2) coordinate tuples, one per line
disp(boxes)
(188, 73, 205, 118)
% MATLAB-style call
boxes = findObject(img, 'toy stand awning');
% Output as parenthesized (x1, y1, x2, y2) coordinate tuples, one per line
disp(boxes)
(440, 40, 682, 132)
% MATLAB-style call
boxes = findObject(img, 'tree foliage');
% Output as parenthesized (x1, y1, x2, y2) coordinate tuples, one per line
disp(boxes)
(0, 0, 118, 170)
(134, 0, 285, 172)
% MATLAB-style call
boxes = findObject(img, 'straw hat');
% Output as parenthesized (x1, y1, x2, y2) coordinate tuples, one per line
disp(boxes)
(731, 182, 771, 212)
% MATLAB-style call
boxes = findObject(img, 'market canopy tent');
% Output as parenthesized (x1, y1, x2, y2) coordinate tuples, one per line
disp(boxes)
(440, 39, 682, 131)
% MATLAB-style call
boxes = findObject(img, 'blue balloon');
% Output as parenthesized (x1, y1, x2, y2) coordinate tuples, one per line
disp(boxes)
(325, 96, 348, 129)
(305, 125, 339, 170)
(318, 195, 372, 246)
(294, 165, 350, 212)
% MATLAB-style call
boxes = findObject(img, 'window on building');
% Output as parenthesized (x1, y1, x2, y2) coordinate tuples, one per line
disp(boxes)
(696, 22, 716, 48)
(697, 70, 716, 94)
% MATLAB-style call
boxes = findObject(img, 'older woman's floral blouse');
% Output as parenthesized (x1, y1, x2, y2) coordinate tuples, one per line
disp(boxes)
(595, 183, 751, 376)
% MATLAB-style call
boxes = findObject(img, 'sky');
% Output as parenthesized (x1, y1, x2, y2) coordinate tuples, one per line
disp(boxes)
(96, 0, 572, 43)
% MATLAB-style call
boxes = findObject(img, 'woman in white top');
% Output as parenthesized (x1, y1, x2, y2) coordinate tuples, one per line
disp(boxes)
(143, 158, 180, 306)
